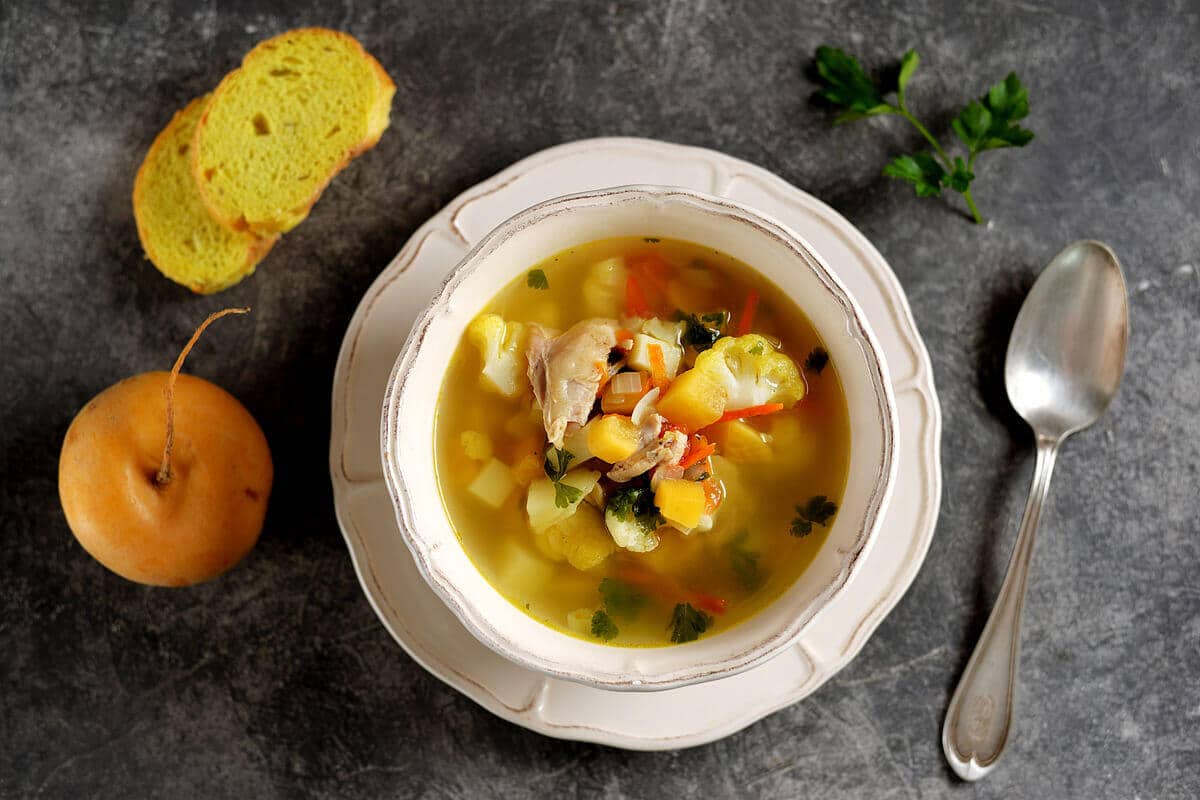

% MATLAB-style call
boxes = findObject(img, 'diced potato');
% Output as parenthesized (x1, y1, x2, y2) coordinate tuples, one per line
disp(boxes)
(562, 422, 593, 463)
(525, 469, 601, 531)
(628, 333, 683, 379)
(467, 458, 516, 507)
(655, 478, 706, 529)
(601, 372, 649, 415)
(545, 503, 616, 571)
(656, 369, 727, 430)
(642, 317, 686, 345)
(583, 257, 627, 317)
(707, 420, 772, 463)
(459, 430, 493, 461)
(566, 608, 594, 636)
(586, 414, 642, 463)
(494, 537, 556, 595)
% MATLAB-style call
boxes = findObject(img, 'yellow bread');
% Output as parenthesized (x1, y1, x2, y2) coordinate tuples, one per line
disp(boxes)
(133, 96, 277, 294)
(192, 28, 395, 235)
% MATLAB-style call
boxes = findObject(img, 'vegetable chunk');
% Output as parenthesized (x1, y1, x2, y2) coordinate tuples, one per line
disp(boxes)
(468, 458, 517, 507)
(586, 414, 642, 463)
(467, 314, 529, 398)
(655, 479, 706, 530)
(656, 368, 727, 430)
(691, 334, 805, 411)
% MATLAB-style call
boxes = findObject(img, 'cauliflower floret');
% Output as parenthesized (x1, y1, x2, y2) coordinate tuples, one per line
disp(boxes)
(604, 487, 662, 553)
(466, 314, 529, 398)
(692, 334, 805, 410)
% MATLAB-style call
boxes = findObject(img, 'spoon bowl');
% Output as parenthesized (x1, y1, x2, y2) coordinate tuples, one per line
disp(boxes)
(1005, 240, 1129, 439)
(943, 240, 1129, 780)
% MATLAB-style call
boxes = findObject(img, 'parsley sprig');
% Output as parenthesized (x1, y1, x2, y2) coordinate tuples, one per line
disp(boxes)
(544, 447, 582, 508)
(527, 269, 549, 290)
(668, 603, 712, 643)
(814, 46, 1033, 224)
(790, 495, 837, 537)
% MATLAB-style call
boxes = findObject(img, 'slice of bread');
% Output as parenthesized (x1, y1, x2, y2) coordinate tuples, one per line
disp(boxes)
(191, 28, 395, 235)
(133, 96, 278, 294)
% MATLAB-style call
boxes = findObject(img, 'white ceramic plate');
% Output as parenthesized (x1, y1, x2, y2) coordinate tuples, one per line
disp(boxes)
(329, 137, 942, 749)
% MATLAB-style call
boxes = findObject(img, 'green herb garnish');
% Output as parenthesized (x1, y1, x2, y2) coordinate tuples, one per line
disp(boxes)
(748, 342, 765, 356)
(668, 603, 713, 643)
(543, 447, 574, 481)
(813, 46, 1033, 224)
(599, 578, 646, 621)
(643, 237, 661, 243)
(790, 495, 838, 537)
(727, 532, 764, 590)
(605, 487, 662, 533)
(591, 610, 619, 641)
(544, 447, 582, 508)
(676, 310, 727, 351)
(554, 482, 583, 509)
(804, 347, 829, 375)
(527, 268, 549, 290)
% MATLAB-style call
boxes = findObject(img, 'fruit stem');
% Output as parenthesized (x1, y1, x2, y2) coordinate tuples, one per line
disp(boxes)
(156, 307, 250, 486)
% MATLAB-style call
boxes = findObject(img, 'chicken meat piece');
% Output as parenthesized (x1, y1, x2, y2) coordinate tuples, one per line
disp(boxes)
(526, 318, 618, 447)
(608, 429, 688, 483)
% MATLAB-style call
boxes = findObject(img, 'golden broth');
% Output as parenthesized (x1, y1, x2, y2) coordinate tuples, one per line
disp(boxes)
(434, 236, 850, 646)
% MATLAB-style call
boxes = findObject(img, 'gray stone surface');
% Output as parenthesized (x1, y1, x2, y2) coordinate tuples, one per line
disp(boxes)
(2, 0, 1198, 797)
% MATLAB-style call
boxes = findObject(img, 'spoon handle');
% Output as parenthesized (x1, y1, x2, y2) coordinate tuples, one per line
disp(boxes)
(942, 437, 1059, 781)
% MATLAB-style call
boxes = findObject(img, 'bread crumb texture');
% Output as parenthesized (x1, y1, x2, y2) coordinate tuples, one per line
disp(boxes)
(191, 28, 395, 235)
(133, 96, 277, 294)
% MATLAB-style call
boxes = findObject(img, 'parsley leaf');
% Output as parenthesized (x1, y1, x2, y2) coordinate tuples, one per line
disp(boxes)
(544, 447, 581, 507)
(676, 311, 726, 351)
(790, 495, 838, 537)
(814, 46, 895, 121)
(946, 157, 975, 193)
(814, 46, 1033, 224)
(527, 269, 549, 290)
(727, 532, 764, 590)
(605, 487, 662, 533)
(591, 610, 619, 641)
(804, 347, 829, 375)
(668, 603, 713, 643)
(554, 481, 583, 509)
(599, 578, 646, 621)
(883, 152, 945, 197)
(543, 447, 574, 481)
(896, 49, 919, 106)
(953, 73, 1034, 152)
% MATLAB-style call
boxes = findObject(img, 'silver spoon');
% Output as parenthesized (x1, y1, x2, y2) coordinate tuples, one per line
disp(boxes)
(942, 240, 1129, 781)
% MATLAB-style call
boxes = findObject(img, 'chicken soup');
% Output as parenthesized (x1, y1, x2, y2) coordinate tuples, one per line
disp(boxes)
(434, 236, 850, 647)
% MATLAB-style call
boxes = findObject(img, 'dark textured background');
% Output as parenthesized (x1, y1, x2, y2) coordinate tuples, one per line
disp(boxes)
(3, 0, 1198, 797)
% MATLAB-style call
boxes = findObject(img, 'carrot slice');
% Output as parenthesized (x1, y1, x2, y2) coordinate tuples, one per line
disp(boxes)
(647, 343, 670, 391)
(678, 435, 716, 470)
(625, 275, 651, 318)
(735, 289, 760, 336)
(714, 402, 784, 424)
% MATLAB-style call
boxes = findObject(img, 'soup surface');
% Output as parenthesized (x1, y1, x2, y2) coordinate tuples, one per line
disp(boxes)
(434, 236, 850, 647)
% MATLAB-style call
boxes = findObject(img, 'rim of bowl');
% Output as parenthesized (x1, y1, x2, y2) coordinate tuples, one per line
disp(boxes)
(380, 185, 898, 691)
